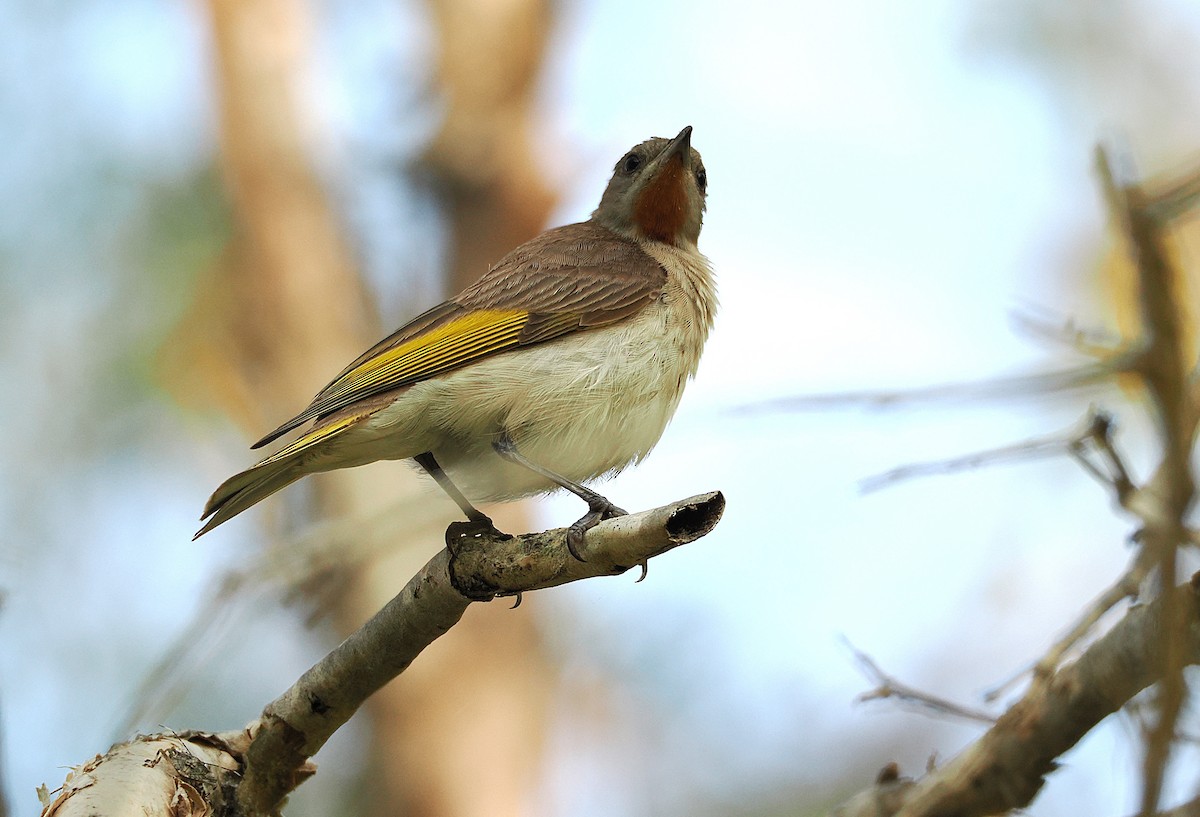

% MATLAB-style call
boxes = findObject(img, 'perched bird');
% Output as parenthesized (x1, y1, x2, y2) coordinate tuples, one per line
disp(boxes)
(196, 126, 715, 558)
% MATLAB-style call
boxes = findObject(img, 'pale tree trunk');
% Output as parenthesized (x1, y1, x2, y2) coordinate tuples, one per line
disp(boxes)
(351, 3, 560, 815)
(420, 0, 558, 293)
(174, 0, 562, 814)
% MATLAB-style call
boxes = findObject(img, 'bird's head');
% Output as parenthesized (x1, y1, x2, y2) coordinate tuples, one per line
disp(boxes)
(592, 126, 707, 248)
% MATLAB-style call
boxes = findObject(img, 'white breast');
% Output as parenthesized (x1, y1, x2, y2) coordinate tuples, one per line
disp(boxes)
(398, 242, 719, 502)
(420, 241, 710, 496)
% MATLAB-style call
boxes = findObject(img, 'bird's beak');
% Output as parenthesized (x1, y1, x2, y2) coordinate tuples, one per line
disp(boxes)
(639, 127, 693, 181)
(663, 126, 693, 170)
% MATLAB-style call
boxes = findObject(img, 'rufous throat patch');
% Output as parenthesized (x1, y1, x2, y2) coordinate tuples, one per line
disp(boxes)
(633, 156, 687, 244)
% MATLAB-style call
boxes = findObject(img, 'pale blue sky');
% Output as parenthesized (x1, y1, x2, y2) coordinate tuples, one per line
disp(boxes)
(4, 1, 1200, 815)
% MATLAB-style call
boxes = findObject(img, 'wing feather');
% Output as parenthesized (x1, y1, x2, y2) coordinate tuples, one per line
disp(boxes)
(253, 222, 666, 448)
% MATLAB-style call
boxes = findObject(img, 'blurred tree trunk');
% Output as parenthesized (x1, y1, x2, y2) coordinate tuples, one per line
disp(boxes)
(172, 0, 561, 814)
(421, 0, 558, 292)
(356, 4, 560, 815)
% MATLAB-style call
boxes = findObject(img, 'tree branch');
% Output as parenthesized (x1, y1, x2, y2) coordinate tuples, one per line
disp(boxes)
(233, 490, 723, 813)
(38, 733, 242, 817)
(846, 640, 996, 725)
(1096, 145, 1199, 814)
(41, 493, 724, 817)
(831, 574, 1200, 817)
(833, 146, 1200, 817)
(858, 410, 1110, 494)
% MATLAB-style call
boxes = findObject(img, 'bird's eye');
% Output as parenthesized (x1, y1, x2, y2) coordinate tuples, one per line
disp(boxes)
(622, 153, 642, 173)
(695, 168, 707, 192)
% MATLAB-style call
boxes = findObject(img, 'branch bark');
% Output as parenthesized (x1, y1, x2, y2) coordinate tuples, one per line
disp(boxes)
(1096, 145, 1199, 813)
(40, 493, 724, 817)
(832, 574, 1200, 817)
(38, 733, 242, 817)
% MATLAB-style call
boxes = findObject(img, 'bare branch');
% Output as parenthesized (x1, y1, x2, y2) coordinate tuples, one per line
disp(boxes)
(1142, 156, 1200, 223)
(859, 412, 1106, 494)
(1070, 410, 1139, 502)
(741, 358, 1130, 416)
(39, 733, 242, 817)
(1096, 144, 1200, 814)
(1028, 549, 1150, 686)
(845, 640, 995, 725)
(231, 492, 724, 815)
(831, 575, 1200, 817)
(42, 493, 724, 817)
(840, 147, 1200, 817)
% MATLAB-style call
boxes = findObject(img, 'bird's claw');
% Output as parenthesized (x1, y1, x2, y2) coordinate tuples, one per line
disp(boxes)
(445, 516, 513, 550)
(565, 498, 627, 561)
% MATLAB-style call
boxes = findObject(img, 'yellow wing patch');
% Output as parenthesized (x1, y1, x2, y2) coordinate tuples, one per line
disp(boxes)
(257, 414, 360, 467)
(322, 308, 529, 401)
(272, 309, 533, 436)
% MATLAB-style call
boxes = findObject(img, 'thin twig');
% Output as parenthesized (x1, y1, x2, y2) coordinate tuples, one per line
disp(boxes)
(860, 411, 1109, 494)
(978, 413, 1148, 698)
(1010, 304, 1127, 359)
(1143, 157, 1200, 223)
(740, 359, 1129, 415)
(982, 548, 1149, 705)
(1074, 410, 1138, 501)
(831, 576, 1200, 817)
(845, 639, 995, 725)
(1033, 550, 1151, 680)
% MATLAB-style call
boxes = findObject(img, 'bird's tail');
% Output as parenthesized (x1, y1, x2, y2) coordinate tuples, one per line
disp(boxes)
(194, 415, 359, 539)
(194, 459, 305, 539)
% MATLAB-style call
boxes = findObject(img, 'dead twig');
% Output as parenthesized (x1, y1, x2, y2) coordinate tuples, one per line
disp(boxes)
(742, 359, 1128, 415)
(1096, 144, 1199, 815)
(1142, 156, 1200, 223)
(845, 639, 995, 725)
(1010, 304, 1127, 359)
(830, 576, 1200, 817)
(833, 146, 1200, 817)
(859, 410, 1112, 494)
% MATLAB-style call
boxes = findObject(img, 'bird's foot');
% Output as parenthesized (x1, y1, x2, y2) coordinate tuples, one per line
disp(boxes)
(565, 498, 627, 561)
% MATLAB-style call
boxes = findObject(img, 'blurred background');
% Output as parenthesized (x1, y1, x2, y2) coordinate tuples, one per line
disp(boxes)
(3, 0, 1200, 815)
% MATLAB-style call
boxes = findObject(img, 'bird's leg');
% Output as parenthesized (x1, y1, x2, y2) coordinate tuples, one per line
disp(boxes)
(414, 452, 511, 541)
(492, 432, 626, 561)
(414, 452, 488, 521)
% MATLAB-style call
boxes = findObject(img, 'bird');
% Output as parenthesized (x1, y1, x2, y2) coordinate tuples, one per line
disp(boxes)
(196, 126, 716, 559)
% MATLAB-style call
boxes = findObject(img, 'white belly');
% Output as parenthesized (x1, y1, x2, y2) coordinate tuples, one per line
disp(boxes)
(358, 244, 716, 502)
